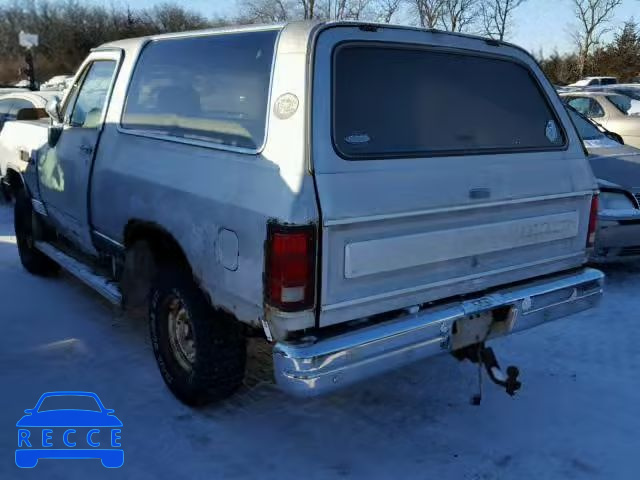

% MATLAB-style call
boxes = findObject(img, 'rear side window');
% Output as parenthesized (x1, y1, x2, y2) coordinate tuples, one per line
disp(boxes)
(122, 30, 278, 151)
(333, 45, 565, 159)
(567, 97, 605, 118)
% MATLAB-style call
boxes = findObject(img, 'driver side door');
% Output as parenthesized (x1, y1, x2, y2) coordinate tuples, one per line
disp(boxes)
(39, 53, 120, 254)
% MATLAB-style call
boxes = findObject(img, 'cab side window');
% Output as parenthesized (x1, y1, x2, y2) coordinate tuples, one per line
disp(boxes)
(121, 30, 278, 151)
(68, 61, 116, 129)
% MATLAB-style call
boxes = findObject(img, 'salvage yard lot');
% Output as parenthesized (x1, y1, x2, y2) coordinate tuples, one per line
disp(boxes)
(0, 202, 638, 480)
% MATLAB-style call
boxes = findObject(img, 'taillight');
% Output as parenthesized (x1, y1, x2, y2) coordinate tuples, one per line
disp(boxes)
(587, 194, 599, 248)
(266, 224, 316, 312)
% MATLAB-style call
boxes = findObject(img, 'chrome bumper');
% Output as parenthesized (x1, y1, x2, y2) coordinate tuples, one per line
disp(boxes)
(274, 268, 604, 397)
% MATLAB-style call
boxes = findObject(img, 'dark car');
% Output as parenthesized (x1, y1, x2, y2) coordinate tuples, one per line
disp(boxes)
(567, 106, 640, 261)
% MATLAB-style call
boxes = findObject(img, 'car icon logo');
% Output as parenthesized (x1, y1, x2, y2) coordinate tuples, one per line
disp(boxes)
(15, 391, 123, 468)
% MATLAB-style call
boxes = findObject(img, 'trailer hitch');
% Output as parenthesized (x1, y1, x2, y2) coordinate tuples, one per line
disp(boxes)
(453, 342, 521, 405)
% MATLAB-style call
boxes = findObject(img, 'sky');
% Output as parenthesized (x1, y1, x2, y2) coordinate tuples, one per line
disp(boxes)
(132, 0, 640, 55)
(2, 0, 638, 56)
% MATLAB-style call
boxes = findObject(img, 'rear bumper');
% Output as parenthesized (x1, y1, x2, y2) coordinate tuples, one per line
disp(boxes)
(274, 268, 604, 397)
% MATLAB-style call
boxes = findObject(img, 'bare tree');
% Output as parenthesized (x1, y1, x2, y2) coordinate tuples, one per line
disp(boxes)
(346, 0, 372, 19)
(374, 0, 402, 23)
(300, 0, 317, 18)
(146, 2, 210, 31)
(412, 0, 446, 28)
(481, 0, 527, 40)
(570, 0, 622, 77)
(241, 0, 292, 22)
(323, 0, 372, 19)
(441, 0, 480, 32)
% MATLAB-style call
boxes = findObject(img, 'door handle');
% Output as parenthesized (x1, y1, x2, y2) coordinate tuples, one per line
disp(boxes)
(79, 144, 93, 155)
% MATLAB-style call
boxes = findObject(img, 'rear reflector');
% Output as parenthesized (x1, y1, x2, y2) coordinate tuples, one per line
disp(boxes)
(266, 224, 316, 312)
(587, 194, 598, 248)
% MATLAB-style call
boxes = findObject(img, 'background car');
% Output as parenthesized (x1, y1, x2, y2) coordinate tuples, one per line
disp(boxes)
(0, 90, 57, 132)
(39, 74, 73, 91)
(567, 106, 640, 261)
(589, 84, 640, 101)
(561, 91, 640, 148)
(568, 76, 618, 87)
(0, 91, 58, 200)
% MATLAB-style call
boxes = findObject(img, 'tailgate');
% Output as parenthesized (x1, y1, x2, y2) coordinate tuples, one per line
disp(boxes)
(311, 26, 597, 327)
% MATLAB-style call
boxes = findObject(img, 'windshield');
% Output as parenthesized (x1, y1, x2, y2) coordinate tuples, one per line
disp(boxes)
(37, 395, 101, 412)
(567, 107, 605, 141)
(608, 94, 640, 116)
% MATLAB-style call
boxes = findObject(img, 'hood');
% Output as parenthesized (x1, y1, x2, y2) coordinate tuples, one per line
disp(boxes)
(587, 143, 640, 192)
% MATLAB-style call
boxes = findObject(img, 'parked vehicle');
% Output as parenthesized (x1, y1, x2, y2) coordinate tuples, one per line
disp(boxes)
(0, 91, 60, 200)
(11, 22, 603, 406)
(39, 75, 73, 92)
(566, 107, 640, 261)
(569, 76, 618, 87)
(0, 91, 55, 131)
(561, 91, 640, 148)
(589, 84, 640, 101)
(0, 87, 29, 95)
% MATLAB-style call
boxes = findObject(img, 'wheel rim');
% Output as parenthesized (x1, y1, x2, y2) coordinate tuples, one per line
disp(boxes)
(165, 295, 196, 371)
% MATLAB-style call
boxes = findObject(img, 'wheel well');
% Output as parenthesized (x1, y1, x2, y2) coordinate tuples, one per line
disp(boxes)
(123, 221, 191, 271)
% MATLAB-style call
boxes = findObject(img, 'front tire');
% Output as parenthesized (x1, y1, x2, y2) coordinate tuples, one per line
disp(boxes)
(14, 190, 59, 276)
(149, 268, 246, 406)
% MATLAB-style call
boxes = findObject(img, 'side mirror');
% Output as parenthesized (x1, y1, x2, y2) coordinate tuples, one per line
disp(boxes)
(48, 124, 63, 148)
(45, 96, 63, 124)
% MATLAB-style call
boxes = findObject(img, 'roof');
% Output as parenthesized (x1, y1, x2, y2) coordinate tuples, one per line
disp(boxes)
(96, 20, 518, 54)
(98, 21, 288, 51)
(0, 90, 59, 106)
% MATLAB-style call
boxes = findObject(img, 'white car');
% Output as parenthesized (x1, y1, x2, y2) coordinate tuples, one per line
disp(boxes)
(569, 76, 618, 87)
(40, 75, 73, 92)
(561, 91, 640, 148)
(0, 91, 60, 199)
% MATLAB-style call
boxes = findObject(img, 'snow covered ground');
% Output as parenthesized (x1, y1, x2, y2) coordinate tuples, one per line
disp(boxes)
(0, 202, 638, 479)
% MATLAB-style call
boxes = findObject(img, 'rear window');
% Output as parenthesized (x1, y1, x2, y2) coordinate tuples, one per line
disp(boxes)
(333, 45, 565, 159)
(122, 30, 278, 151)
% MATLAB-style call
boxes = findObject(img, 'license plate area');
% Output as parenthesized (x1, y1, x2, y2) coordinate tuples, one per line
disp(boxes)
(451, 305, 517, 350)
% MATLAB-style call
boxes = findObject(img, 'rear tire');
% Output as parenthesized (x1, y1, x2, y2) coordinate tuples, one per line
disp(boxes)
(149, 268, 246, 406)
(14, 189, 59, 276)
